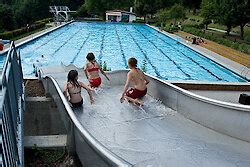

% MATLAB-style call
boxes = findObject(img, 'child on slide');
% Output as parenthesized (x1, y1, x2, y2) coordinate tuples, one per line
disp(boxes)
(84, 52, 110, 88)
(120, 58, 150, 106)
(64, 70, 94, 108)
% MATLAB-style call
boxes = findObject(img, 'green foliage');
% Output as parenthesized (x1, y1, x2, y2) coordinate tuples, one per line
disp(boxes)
(134, 0, 182, 19)
(182, 25, 250, 55)
(156, 8, 169, 27)
(141, 59, 147, 72)
(201, 0, 250, 38)
(155, 0, 182, 9)
(76, 3, 88, 17)
(30, 145, 65, 164)
(0, 4, 15, 30)
(168, 4, 186, 24)
(0, 0, 82, 31)
(200, 0, 215, 29)
(84, 0, 134, 17)
(132, 19, 146, 23)
(134, 0, 156, 19)
(182, 0, 202, 14)
(0, 20, 46, 40)
(102, 61, 111, 71)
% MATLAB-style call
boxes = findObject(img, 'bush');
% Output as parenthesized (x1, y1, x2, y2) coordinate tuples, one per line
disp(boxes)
(0, 4, 15, 30)
(182, 25, 250, 55)
(81, 18, 103, 22)
(35, 18, 53, 24)
(0, 31, 14, 39)
(0, 21, 46, 40)
(133, 19, 146, 24)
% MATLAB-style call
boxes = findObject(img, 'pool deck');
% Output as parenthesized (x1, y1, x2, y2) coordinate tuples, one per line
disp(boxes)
(190, 90, 250, 104)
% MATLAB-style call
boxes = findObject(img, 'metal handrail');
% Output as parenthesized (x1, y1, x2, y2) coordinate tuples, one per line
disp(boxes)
(0, 41, 24, 167)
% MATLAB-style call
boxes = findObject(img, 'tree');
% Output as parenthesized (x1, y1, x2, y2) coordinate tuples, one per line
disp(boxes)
(76, 3, 88, 17)
(156, 9, 169, 28)
(84, 0, 134, 18)
(134, 0, 156, 20)
(0, 4, 15, 30)
(201, 0, 215, 29)
(215, 0, 237, 35)
(232, 0, 250, 39)
(169, 4, 186, 25)
(155, 0, 182, 10)
(201, 0, 249, 38)
(182, 0, 202, 14)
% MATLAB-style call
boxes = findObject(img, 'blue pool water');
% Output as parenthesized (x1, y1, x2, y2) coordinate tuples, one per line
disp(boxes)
(0, 22, 247, 82)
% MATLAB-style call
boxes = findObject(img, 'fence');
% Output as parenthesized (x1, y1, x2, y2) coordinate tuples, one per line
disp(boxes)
(0, 41, 24, 166)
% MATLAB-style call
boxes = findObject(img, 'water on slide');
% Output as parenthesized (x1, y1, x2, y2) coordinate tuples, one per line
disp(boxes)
(73, 85, 250, 167)
(45, 69, 250, 167)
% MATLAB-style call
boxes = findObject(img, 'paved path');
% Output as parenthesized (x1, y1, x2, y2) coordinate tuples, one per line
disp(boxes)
(207, 27, 239, 36)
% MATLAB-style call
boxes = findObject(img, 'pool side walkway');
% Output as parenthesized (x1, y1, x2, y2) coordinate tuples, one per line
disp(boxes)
(175, 31, 250, 68)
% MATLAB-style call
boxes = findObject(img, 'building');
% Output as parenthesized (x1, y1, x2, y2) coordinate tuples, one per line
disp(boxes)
(105, 7, 136, 23)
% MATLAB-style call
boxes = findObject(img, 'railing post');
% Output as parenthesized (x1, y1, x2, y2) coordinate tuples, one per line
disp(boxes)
(1, 41, 24, 167)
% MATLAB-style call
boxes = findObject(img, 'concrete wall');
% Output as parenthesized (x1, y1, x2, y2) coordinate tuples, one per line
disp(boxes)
(25, 97, 67, 136)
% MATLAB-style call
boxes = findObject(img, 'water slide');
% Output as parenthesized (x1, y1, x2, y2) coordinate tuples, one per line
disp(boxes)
(38, 65, 250, 167)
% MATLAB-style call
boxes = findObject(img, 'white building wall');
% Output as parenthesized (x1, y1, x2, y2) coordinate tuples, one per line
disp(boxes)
(129, 15, 136, 22)
(106, 12, 122, 22)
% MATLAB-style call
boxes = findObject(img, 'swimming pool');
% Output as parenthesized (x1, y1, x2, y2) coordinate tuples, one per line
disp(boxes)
(0, 22, 247, 82)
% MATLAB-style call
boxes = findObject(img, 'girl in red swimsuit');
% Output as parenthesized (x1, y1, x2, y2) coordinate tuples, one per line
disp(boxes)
(84, 52, 110, 88)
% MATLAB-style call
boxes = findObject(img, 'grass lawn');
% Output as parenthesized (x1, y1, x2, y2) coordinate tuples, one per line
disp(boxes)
(179, 13, 250, 54)
(10, 27, 49, 41)
(183, 13, 250, 42)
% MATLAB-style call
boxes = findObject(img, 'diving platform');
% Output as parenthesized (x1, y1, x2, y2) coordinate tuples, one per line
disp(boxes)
(49, 6, 76, 22)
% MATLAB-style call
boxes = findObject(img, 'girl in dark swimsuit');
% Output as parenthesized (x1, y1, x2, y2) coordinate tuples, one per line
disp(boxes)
(64, 70, 94, 108)
(84, 52, 110, 88)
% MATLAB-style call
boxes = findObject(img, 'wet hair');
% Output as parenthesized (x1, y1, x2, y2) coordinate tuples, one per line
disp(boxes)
(86, 52, 95, 61)
(128, 57, 137, 68)
(67, 70, 80, 87)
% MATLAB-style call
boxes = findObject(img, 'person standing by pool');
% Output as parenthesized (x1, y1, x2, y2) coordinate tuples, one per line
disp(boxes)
(84, 52, 110, 88)
(120, 58, 150, 106)
(64, 70, 94, 108)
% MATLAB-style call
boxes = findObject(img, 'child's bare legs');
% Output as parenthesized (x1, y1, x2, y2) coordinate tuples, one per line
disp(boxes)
(123, 95, 143, 106)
